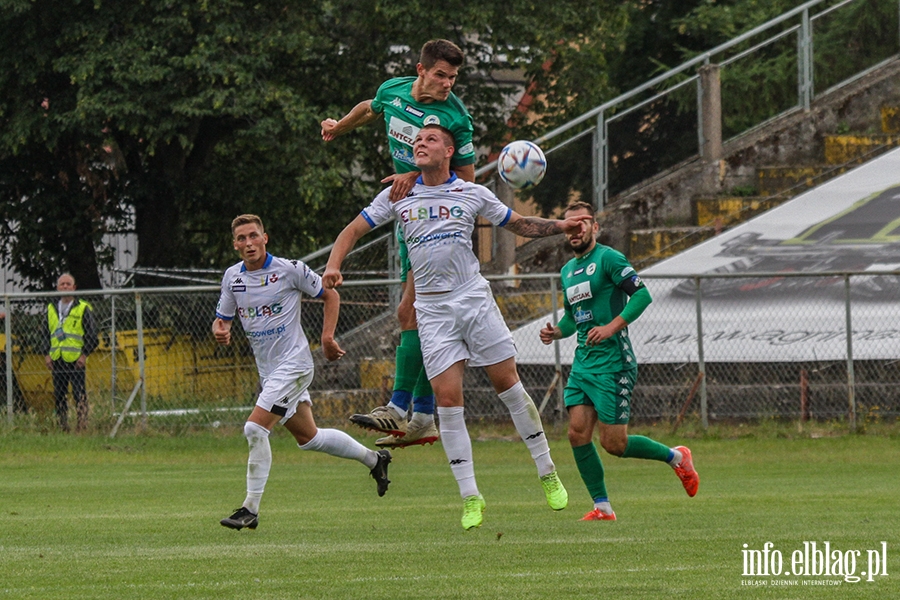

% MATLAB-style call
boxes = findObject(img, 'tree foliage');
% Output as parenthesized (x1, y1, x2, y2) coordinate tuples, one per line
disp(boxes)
(0, 0, 622, 289)
(527, 0, 898, 216)
(4, 0, 890, 288)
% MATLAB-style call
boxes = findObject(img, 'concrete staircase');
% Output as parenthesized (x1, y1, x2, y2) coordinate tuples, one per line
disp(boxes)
(628, 104, 900, 268)
(498, 62, 900, 330)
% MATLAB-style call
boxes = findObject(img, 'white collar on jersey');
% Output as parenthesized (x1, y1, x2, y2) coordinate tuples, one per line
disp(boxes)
(240, 252, 274, 272)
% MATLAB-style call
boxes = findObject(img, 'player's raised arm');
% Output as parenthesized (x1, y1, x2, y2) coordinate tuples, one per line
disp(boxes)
(503, 212, 592, 238)
(323, 214, 375, 288)
(321, 100, 379, 141)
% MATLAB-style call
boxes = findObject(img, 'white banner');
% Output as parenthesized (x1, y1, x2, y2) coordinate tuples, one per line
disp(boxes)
(513, 147, 900, 364)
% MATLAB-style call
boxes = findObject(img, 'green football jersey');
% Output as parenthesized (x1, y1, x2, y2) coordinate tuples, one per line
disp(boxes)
(371, 76, 475, 174)
(560, 244, 642, 375)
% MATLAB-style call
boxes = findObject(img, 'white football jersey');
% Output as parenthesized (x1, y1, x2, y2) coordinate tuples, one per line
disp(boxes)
(361, 173, 511, 293)
(216, 253, 323, 379)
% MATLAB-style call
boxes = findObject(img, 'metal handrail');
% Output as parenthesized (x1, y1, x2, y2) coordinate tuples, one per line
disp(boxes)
(476, 0, 900, 210)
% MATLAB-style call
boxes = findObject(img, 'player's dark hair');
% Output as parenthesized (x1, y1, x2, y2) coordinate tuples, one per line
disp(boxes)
(419, 124, 456, 151)
(420, 39, 464, 69)
(564, 201, 595, 217)
(231, 214, 264, 236)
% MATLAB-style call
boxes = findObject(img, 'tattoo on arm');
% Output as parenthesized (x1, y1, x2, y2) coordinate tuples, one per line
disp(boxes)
(505, 217, 561, 238)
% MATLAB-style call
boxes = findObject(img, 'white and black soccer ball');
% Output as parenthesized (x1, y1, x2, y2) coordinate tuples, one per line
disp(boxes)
(497, 140, 547, 190)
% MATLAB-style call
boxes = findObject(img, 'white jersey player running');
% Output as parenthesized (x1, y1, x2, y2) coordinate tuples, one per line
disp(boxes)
(214, 214, 392, 531)
(325, 125, 591, 530)
(217, 254, 319, 382)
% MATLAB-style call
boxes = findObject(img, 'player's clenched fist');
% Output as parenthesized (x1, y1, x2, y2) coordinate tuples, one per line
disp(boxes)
(322, 267, 343, 289)
(212, 318, 231, 346)
(539, 322, 561, 345)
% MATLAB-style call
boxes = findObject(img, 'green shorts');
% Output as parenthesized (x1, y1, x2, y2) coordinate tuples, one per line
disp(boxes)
(564, 368, 636, 425)
(397, 223, 411, 283)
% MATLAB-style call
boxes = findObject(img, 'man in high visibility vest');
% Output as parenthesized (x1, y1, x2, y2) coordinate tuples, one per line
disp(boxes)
(44, 274, 98, 432)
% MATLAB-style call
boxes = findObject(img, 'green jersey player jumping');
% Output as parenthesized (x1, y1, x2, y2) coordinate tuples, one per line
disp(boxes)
(321, 39, 475, 448)
(540, 201, 700, 521)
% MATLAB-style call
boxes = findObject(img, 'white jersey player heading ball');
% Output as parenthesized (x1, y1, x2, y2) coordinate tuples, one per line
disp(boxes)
(324, 125, 590, 530)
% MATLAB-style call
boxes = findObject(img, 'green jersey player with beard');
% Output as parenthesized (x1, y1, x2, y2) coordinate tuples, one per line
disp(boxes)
(540, 202, 700, 521)
(320, 40, 475, 449)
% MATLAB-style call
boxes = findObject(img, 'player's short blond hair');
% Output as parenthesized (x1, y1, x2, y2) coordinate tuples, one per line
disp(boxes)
(420, 123, 455, 151)
(231, 214, 264, 236)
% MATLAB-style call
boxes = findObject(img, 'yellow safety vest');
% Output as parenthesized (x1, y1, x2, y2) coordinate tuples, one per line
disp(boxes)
(48, 300, 92, 363)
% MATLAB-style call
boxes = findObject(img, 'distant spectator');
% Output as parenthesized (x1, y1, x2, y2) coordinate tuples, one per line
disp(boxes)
(44, 274, 97, 432)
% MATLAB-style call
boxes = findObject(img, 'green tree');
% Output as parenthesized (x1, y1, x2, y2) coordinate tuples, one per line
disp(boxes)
(528, 0, 899, 215)
(522, 0, 728, 214)
(1, 0, 622, 288)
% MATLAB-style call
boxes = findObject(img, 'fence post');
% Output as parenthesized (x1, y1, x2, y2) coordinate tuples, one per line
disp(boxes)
(387, 224, 400, 314)
(694, 277, 708, 429)
(698, 62, 724, 196)
(110, 294, 117, 414)
(698, 63, 723, 164)
(493, 180, 517, 281)
(4, 295, 11, 425)
(550, 275, 564, 414)
(593, 110, 607, 211)
(844, 274, 856, 430)
(798, 6, 813, 109)
(135, 293, 148, 428)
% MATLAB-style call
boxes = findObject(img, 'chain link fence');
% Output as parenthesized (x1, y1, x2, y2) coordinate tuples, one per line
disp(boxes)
(3, 270, 898, 434)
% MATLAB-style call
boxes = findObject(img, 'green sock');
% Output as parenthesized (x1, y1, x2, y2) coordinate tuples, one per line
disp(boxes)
(400, 329, 420, 348)
(621, 435, 671, 462)
(393, 330, 424, 393)
(412, 365, 433, 398)
(573, 442, 607, 501)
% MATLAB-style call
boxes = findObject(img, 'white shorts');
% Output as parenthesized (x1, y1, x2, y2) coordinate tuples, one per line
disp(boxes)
(256, 369, 314, 424)
(414, 276, 516, 379)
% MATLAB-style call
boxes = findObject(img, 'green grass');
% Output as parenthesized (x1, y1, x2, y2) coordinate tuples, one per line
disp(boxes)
(0, 428, 897, 599)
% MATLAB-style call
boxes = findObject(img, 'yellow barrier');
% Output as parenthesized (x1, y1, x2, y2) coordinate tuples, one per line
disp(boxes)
(4, 329, 256, 412)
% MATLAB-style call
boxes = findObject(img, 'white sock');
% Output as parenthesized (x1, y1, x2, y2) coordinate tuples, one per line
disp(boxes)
(299, 428, 377, 469)
(409, 411, 434, 428)
(385, 402, 407, 421)
(243, 421, 271, 514)
(668, 448, 683, 467)
(594, 500, 614, 514)
(437, 406, 479, 498)
(497, 381, 555, 477)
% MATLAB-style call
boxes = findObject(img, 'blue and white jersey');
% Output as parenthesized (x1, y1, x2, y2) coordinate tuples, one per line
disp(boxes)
(216, 253, 323, 379)
(361, 174, 511, 293)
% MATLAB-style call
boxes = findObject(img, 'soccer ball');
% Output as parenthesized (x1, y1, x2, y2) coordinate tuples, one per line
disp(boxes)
(497, 140, 547, 190)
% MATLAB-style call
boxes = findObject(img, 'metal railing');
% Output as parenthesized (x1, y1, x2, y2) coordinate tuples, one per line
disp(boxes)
(475, 0, 900, 209)
(3, 270, 898, 434)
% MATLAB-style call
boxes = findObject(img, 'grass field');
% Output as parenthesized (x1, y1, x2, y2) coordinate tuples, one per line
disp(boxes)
(0, 425, 897, 599)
